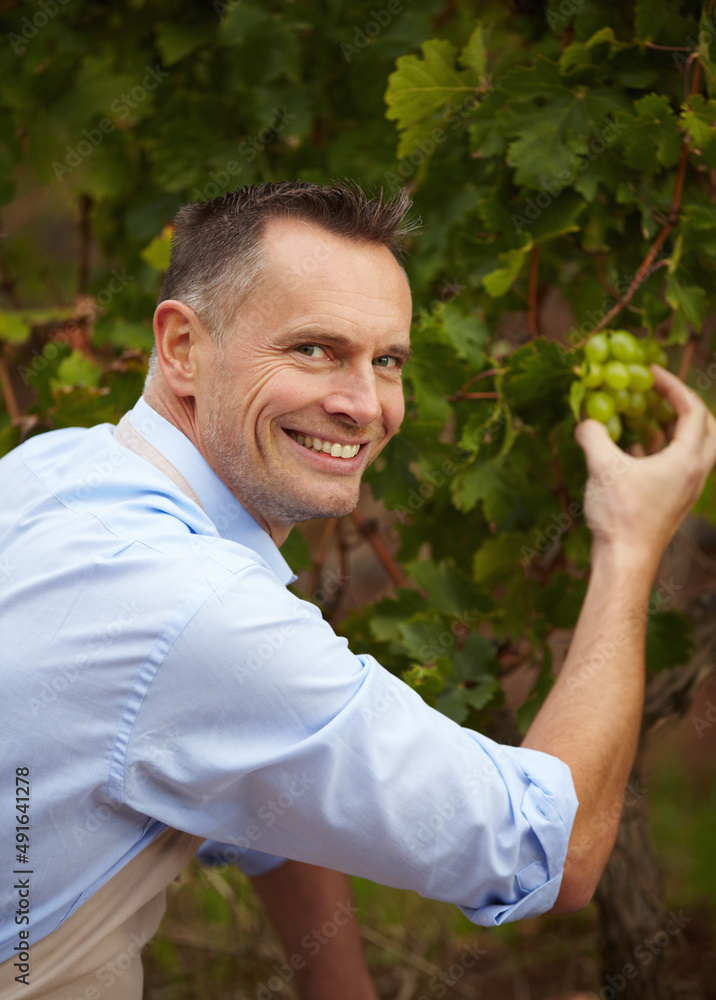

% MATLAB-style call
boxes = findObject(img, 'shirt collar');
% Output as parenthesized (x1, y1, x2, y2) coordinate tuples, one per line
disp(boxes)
(127, 396, 296, 585)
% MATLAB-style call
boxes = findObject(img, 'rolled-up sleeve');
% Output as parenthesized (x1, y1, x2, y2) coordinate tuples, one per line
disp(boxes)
(115, 562, 578, 926)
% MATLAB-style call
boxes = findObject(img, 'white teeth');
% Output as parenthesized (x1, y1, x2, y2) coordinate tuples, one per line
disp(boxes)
(288, 431, 361, 460)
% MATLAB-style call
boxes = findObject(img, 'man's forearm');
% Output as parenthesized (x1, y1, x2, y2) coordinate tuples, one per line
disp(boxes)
(522, 368, 716, 911)
(521, 542, 656, 911)
(250, 861, 378, 1000)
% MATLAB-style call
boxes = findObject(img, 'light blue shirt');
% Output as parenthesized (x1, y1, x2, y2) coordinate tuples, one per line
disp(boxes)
(0, 397, 578, 961)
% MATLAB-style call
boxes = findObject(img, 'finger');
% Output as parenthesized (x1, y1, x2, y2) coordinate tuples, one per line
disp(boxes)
(574, 418, 629, 480)
(651, 366, 716, 485)
(650, 365, 708, 451)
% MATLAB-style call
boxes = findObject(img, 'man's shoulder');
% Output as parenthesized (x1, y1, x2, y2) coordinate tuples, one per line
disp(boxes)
(0, 421, 277, 583)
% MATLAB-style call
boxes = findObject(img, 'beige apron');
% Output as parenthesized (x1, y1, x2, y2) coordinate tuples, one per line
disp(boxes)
(0, 827, 204, 999)
(0, 413, 210, 997)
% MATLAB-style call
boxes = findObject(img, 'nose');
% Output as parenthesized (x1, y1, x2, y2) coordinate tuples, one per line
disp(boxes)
(321, 363, 383, 427)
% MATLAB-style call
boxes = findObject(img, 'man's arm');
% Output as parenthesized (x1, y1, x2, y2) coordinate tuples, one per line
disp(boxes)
(250, 861, 378, 1000)
(522, 366, 716, 912)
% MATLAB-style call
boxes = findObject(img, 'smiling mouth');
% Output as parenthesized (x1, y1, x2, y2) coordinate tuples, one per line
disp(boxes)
(286, 430, 362, 460)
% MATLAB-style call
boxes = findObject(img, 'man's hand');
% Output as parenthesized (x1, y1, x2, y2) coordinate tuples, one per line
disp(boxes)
(576, 366, 716, 567)
(523, 368, 715, 913)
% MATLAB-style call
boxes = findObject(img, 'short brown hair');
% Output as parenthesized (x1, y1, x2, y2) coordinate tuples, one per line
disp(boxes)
(157, 180, 416, 345)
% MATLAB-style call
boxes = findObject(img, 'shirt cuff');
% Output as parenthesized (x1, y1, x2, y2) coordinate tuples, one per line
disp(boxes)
(459, 753, 575, 925)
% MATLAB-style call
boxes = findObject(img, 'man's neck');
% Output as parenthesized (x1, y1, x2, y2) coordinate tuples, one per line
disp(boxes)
(142, 378, 201, 452)
(141, 377, 294, 547)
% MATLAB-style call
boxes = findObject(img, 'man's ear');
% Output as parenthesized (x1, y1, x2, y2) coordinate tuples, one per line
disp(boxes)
(153, 300, 211, 397)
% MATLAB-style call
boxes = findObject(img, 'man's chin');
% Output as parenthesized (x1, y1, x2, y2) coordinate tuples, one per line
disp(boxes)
(277, 483, 362, 524)
(293, 494, 360, 523)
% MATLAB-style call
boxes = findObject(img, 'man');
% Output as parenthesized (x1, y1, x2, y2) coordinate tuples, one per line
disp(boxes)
(1, 181, 714, 999)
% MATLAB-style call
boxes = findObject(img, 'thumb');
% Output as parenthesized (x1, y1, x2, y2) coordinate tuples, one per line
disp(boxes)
(574, 418, 628, 481)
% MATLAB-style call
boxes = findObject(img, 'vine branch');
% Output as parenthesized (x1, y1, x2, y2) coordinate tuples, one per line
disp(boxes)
(527, 244, 540, 339)
(447, 390, 499, 401)
(594, 57, 703, 336)
(77, 194, 93, 297)
(350, 508, 406, 588)
(0, 355, 20, 421)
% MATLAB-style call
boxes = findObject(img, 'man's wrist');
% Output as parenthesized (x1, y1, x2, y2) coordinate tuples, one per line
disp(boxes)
(588, 538, 660, 602)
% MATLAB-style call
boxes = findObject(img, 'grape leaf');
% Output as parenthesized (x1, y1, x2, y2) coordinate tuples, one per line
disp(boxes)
(404, 558, 491, 619)
(459, 24, 487, 81)
(680, 94, 716, 150)
(385, 39, 475, 158)
(619, 94, 683, 172)
(635, 0, 666, 43)
(665, 275, 708, 331)
(437, 675, 498, 724)
(482, 242, 532, 298)
(472, 532, 530, 584)
(501, 340, 575, 412)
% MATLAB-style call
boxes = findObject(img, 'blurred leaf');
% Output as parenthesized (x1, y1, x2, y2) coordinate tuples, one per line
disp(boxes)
(569, 377, 586, 422)
(646, 610, 693, 674)
(155, 23, 214, 66)
(692, 472, 716, 526)
(483, 241, 532, 298)
(0, 311, 30, 343)
(141, 225, 174, 272)
(280, 528, 313, 573)
(459, 24, 487, 80)
(635, 0, 665, 42)
(53, 350, 102, 388)
(665, 275, 707, 331)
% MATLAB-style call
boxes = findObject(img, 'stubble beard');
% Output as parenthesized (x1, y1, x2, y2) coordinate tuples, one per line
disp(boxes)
(203, 391, 362, 525)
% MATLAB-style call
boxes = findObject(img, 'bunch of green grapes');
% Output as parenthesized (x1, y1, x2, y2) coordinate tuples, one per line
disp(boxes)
(575, 331, 675, 444)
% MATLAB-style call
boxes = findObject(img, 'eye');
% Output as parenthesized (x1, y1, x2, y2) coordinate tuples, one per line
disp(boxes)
(373, 355, 401, 369)
(296, 344, 329, 359)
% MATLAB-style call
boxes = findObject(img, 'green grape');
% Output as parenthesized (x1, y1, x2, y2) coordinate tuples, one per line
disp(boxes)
(578, 334, 673, 449)
(651, 396, 676, 424)
(610, 388, 631, 413)
(585, 391, 616, 423)
(626, 363, 654, 392)
(583, 361, 603, 388)
(610, 330, 645, 363)
(627, 416, 660, 446)
(646, 390, 676, 425)
(624, 392, 647, 418)
(606, 414, 623, 442)
(603, 360, 631, 390)
(643, 340, 668, 367)
(585, 333, 610, 364)
(626, 413, 651, 431)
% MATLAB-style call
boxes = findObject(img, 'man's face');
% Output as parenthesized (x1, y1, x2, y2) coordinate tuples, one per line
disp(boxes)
(194, 217, 412, 539)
